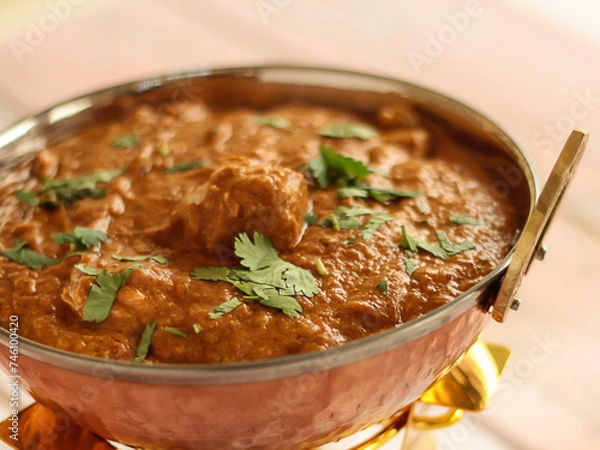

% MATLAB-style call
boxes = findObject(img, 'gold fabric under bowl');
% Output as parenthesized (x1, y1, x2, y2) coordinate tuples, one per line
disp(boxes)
(0, 66, 535, 449)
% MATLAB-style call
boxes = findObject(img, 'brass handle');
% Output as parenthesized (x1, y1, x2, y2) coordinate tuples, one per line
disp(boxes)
(493, 129, 588, 322)
(411, 407, 465, 431)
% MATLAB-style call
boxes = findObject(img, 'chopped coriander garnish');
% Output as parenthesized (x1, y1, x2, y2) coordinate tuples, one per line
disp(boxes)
(75, 264, 143, 323)
(397, 227, 476, 259)
(112, 254, 168, 265)
(256, 116, 291, 129)
(15, 190, 39, 206)
(0, 238, 60, 269)
(318, 123, 378, 140)
(315, 258, 328, 276)
(113, 135, 139, 149)
(450, 214, 480, 226)
(338, 186, 420, 203)
(193, 323, 204, 334)
(405, 258, 418, 276)
(305, 211, 319, 227)
(66, 251, 98, 259)
(435, 230, 476, 256)
(192, 233, 317, 318)
(163, 161, 205, 174)
(17, 170, 123, 208)
(133, 321, 156, 363)
(208, 298, 243, 319)
(345, 238, 356, 245)
(52, 227, 108, 250)
(361, 213, 393, 240)
(376, 280, 388, 295)
(164, 326, 187, 338)
(337, 187, 370, 199)
(307, 145, 370, 189)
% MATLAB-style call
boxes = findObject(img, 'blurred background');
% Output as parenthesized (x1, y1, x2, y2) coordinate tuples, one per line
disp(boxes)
(0, 1, 599, 449)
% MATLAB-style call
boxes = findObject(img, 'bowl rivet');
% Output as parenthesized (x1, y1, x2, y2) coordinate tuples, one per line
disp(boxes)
(535, 246, 547, 261)
(510, 298, 521, 311)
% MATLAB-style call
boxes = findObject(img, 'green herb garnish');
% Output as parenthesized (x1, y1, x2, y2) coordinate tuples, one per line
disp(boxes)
(256, 116, 291, 129)
(112, 254, 168, 264)
(164, 326, 187, 338)
(405, 258, 418, 276)
(163, 161, 205, 174)
(376, 280, 388, 295)
(397, 227, 476, 259)
(208, 298, 243, 319)
(0, 238, 60, 269)
(435, 230, 476, 256)
(338, 186, 420, 203)
(192, 232, 318, 318)
(17, 170, 123, 208)
(193, 323, 204, 334)
(450, 214, 480, 226)
(305, 211, 319, 226)
(315, 258, 328, 276)
(307, 145, 370, 188)
(75, 264, 143, 323)
(15, 191, 39, 206)
(361, 214, 393, 240)
(113, 135, 139, 149)
(52, 227, 108, 250)
(133, 321, 156, 363)
(318, 123, 378, 140)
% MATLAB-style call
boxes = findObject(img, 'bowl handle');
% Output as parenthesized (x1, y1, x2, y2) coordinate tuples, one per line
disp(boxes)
(492, 129, 588, 323)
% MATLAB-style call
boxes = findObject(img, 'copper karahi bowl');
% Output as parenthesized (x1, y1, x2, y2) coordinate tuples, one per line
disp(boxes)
(0, 66, 545, 449)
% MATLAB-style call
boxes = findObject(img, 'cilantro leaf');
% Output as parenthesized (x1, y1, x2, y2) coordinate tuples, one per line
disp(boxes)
(0, 238, 60, 269)
(361, 214, 393, 240)
(318, 123, 378, 140)
(193, 233, 318, 318)
(208, 298, 243, 319)
(133, 321, 156, 363)
(450, 214, 480, 226)
(337, 187, 369, 199)
(397, 226, 447, 258)
(77, 264, 143, 323)
(405, 258, 418, 276)
(256, 116, 290, 129)
(21, 170, 123, 208)
(376, 280, 388, 295)
(53, 227, 108, 250)
(163, 161, 205, 174)
(251, 286, 302, 318)
(193, 323, 203, 334)
(15, 191, 39, 206)
(234, 232, 280, 271)
(113, 135, 139, 149)
(320, 146, 370, 181)
(338, 186, 420, 203)
(435, 230, 476, 256)
(112, 254, 168, 264)
(398, 225, 418, 252)
(305, 211, 319, 226)
(164, 326, 187, 338)
(191, 267, 231, 281)
(307, 156, 330, 188)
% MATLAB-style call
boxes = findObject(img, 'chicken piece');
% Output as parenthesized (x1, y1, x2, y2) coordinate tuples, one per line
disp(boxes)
(169, 156, 309, 255)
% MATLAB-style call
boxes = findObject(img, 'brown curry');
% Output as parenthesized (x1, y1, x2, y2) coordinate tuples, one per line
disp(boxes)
(0, 101, 516, 364)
